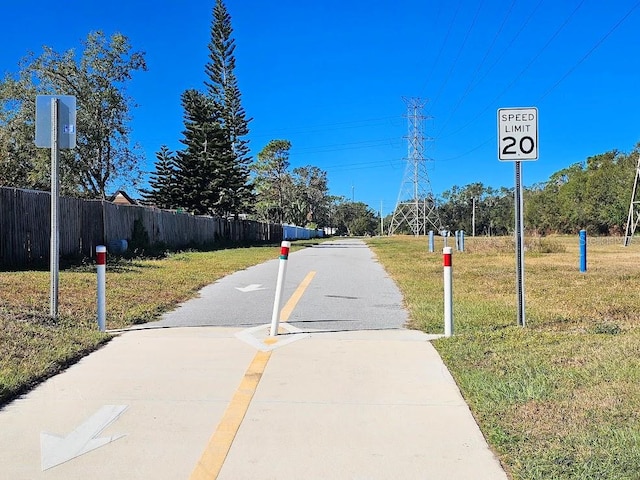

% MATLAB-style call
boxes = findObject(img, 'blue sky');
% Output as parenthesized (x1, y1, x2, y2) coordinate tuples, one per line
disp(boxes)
(3, 1, 640, 215)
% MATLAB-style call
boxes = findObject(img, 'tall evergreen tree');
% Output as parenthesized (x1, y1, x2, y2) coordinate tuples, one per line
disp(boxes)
(204, 0, 252, 210)
(252, 140, 292, 224)
(173, 89, 235, 216)
(141, 145, 178, 209)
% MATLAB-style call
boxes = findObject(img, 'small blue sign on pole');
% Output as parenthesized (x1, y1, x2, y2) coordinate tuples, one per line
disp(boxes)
(35, 95, 76, 149)
(579, 230, 587, 272)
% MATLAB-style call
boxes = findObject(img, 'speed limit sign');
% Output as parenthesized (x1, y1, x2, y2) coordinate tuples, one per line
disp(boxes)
(497, 107, 538, 161)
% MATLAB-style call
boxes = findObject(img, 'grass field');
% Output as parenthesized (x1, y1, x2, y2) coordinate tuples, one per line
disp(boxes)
(2, 235, 639, 479)
(367, 235, 640, 480)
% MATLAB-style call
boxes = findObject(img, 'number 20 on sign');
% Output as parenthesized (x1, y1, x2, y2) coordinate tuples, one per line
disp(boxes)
(497, 107, 538, 161)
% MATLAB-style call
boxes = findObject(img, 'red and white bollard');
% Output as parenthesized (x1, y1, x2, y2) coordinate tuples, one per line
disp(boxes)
(443, 247, 453, 337)
(96, 245, 107, 332)
(270, 241, 291, 337)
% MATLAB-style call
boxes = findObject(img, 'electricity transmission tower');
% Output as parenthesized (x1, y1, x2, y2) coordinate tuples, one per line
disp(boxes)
(389, 97, 442, 236)
(624, 155, 640, 246)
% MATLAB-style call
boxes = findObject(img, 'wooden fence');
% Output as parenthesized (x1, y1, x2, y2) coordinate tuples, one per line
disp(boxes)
(0, 187, 282, 268)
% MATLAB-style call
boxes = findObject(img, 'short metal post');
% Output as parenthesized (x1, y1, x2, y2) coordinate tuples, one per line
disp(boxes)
(443, 247, 453, 337)
(460, 230, 465, 252)
(579, 230, 587, 273)
(428, 230, 434, 253)
(96, 245, 107, 332)
(270, 241, 291, 336)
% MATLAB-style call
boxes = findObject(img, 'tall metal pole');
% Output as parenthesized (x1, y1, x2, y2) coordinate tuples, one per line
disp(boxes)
(514, 161, 525, 327)
(389, 97, 442, 236)
(472, 197, 476, 237)
(50, 98, 60, 318)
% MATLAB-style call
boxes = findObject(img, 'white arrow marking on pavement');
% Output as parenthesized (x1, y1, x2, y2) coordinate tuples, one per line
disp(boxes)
(41, 404, 128, 471)
(235, 284, 265, 293)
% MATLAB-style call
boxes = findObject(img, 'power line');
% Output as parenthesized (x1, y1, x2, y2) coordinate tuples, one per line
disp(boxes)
(249, 115, 402, 140)
(538, 0, 640, 101)
(437, 0, 585, 141)
(434, 0, 517, 137)
(430, 0, 485, 110)
(291, 137, 402, 154)
(419, 0, 462, 97)
(436, 1, 640, 163)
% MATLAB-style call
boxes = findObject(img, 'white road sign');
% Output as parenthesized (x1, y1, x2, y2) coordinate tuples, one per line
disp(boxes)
(497, 107, 538, 161)
(35, 95, 77, 149)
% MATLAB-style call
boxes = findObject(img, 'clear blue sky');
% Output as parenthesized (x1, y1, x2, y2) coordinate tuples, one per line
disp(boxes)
(3, 0, 640, 216)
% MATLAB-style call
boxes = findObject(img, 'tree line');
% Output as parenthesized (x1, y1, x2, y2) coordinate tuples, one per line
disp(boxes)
(430, 147, 638, 236)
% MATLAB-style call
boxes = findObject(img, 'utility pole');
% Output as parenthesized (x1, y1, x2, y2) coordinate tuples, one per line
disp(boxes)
(472, 197, 476, 237)
(389, 97, 441, 236)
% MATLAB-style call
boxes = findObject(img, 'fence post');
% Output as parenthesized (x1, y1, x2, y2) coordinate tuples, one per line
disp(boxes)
(270, 241, 291, 336)
(96, 245, 107, 332)
(443, 247, 453, 337)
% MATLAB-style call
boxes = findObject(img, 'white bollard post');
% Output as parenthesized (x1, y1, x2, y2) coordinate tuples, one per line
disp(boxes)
(96, 245, 107, 332)
(443, 246, 453, 337)
(270, 241, 291, 337)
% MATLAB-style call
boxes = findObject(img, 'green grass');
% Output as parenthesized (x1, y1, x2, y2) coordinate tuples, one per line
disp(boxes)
(367, 235, 640, 480)
(0, 241, 315, 406)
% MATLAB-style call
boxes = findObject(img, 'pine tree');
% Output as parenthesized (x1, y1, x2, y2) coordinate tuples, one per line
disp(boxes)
(141, 145, 178, 209)
(205, 0, 252, 212)
(173, 89, 235, 216)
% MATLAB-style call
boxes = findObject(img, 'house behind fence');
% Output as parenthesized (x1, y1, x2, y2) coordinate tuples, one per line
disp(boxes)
(0, 187, 284, 268)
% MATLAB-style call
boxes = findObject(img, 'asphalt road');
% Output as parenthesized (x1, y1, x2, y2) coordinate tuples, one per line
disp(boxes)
(146, 238, 409, 332)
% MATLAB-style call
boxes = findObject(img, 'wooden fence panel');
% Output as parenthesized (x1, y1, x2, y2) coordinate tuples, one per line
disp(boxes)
(23, 189, 50, 263)
(80, 200, 104, 258)
(0, 187, 284, 268)
(0, 188, 20, 266)
(60, 196, 82, 258)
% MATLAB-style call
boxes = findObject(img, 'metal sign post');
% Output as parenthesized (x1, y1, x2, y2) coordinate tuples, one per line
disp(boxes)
(498, 107, 538, 327)
(35, 95, 76, 319)
(50, 99, 60, 318)
(514, 161, 526, 327)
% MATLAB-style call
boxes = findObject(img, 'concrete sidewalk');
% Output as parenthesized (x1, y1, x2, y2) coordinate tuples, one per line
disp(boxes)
(0, 326, 508, 479)
(0, 239, 509, 479)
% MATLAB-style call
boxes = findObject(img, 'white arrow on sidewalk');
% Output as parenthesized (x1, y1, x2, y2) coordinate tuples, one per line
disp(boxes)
(41, 404, 128, 471)
(235, 284, 265, 293)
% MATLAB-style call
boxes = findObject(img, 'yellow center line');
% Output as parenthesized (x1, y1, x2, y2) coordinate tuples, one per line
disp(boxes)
(189, 270, 316, 480)
(280, 270, 316, 322)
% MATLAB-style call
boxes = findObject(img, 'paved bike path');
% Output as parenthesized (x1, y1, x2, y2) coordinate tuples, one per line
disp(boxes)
(0, 239, 508, 479)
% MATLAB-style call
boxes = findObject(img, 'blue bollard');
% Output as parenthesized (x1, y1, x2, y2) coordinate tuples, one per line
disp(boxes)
(460, 230, 465, 252)
(579, 230, 587, 272)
